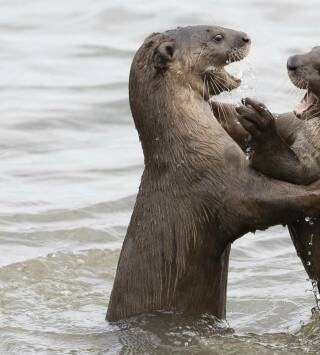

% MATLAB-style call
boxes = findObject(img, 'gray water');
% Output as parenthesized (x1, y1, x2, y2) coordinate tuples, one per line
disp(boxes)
(1, 0, 320, 353)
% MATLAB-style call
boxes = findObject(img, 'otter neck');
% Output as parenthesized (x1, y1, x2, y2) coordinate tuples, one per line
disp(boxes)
(130, 72, 214, 168)
(301, 103, 320, 121)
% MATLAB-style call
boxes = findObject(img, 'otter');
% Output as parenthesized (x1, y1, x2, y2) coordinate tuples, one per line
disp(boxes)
(107, 27, 320, 322)
(211, 47, 320, 294)
(232, 47, 320, 294)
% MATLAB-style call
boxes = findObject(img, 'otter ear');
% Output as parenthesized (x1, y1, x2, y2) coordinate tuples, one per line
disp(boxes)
(154, 41, 175, 71)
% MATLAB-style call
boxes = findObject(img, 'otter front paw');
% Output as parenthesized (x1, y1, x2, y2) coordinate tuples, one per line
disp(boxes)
(235, 97, 277, 146)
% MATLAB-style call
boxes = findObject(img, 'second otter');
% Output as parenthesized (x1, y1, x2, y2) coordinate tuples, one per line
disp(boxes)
(234, 47, 320, 296)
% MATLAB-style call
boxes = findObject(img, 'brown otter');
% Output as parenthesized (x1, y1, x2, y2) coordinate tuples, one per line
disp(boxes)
(107, 27, 320, 322)
(212, 47, 320, 296)
(234, 48, 320, 296)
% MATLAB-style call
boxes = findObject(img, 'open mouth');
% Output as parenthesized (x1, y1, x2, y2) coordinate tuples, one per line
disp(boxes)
(294, 89, 319, 118)
(203, 46, 250, 98)
(204, 66, 241, 94)
(202, 45, 250, 100)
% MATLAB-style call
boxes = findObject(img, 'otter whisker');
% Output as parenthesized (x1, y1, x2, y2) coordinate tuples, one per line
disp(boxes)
(209, 81, 230, 126)
(193, 46, 204, 69)
(215, 101, 226, 125)
(216, 101, 229, 127)
(286, 82, 303, 102)
(270, 77, 303, 108)
(205, 74, 214, 102)
(209, 76, 221, 96)
(202, 74, 207, 100)
(214, 78, 228, 95)
(209, 78, 231, 125)
(212, 75, 230, 93)
(231, 50, 241, 63)
(205, 75, 213, 106)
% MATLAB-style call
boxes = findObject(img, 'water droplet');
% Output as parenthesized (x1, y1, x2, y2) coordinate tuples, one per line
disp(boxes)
(310, 279, 320, 310)
(245, 146, 252, 160)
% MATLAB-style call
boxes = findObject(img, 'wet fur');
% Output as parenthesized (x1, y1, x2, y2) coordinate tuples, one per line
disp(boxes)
(241, 48, 320, 292)
(107, 27, 320, 321)
(212, 46, 320, 293)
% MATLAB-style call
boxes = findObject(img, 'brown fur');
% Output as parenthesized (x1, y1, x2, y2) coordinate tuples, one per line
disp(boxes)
(212, 47, 320, 293)
(107, 27, 320, 322)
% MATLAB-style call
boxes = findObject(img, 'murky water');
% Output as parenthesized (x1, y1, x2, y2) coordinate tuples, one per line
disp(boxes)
(1, 0, 320, 353)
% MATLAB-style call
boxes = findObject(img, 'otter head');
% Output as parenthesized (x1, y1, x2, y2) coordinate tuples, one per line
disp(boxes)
(287, 47, 320, 119)
(129, 26, 251, 157)
(151, 26, 251, 100)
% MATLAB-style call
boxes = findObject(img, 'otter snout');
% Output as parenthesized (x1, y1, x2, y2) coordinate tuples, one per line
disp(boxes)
(286, 54, 309, 90)
(287, 56, 299, 71)
(287, 47, 320, 96)
(235, 32, 251, 48)
(242, 34, 251, 44)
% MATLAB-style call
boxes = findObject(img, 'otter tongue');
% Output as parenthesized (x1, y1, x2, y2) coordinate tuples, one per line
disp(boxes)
(294, 91, 317, 117)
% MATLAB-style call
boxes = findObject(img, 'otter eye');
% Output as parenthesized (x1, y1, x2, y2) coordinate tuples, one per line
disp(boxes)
(214, 34, 223, 42)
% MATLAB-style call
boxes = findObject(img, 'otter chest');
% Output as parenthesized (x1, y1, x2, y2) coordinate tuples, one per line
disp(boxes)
(292, 119, 320, 172)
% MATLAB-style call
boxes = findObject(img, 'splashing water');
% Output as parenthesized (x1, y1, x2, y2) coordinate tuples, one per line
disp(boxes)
(305, 216, 315, 225)
(311, 280, 320, 311)
(304, 217, 320, 310)
(217, 61, 255, 105)
(245, 146, 253, 160)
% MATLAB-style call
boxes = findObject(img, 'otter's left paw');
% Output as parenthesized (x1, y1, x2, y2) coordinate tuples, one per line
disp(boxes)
(235, 97, 276, 143)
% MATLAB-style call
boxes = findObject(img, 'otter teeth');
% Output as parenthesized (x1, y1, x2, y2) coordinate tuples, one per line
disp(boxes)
(206, 66, 219, 73)
(206, 66, 240, 81)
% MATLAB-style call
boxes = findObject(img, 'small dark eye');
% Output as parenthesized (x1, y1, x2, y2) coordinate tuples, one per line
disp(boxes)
(214, 34, 223, 42)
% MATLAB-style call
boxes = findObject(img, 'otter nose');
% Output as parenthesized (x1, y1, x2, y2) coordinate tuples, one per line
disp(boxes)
(287, 57, 298, 71)
(242, 35, 251, 44)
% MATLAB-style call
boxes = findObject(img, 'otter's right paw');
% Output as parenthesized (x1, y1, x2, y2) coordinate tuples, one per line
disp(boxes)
(235, 97, 276, 143)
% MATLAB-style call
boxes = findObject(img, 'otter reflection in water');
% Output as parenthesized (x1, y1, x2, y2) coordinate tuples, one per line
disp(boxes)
(107, 26, 320, 322)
